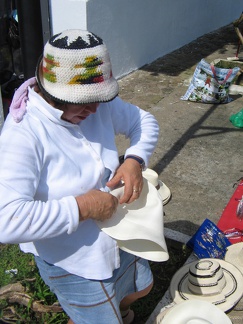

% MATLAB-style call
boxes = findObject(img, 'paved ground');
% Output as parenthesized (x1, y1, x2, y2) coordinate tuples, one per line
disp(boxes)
(116, 24, 243, 323)
(117, 23, 243, 237)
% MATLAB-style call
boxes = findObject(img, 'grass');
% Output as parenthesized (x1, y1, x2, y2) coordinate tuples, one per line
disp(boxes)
(0, 244, 69, 324)
(0, 241, 192, 324)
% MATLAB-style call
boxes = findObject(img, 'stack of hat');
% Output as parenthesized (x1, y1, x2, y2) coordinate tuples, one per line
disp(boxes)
(153, 216, 243, 323)
(169, 258, 243, 312)
(142, 168, 171, 205)
(154, 257, 243, 323)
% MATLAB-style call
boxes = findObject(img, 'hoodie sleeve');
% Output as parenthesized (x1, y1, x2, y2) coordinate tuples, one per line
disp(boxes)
(109, 97, 159, 166)
(0, 125, 79, 244)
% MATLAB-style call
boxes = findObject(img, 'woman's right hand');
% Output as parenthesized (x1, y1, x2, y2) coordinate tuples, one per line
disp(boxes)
(75, 190, 119, 221)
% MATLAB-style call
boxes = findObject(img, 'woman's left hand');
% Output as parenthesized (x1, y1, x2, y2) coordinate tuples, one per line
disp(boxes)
(106, 159, 143, 204)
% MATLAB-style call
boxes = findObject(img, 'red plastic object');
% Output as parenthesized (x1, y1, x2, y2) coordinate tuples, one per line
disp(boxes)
(217, 179, 243, 244)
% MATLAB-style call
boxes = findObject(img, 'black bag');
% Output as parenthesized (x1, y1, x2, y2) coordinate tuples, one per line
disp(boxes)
(8, 16, 20, 49)
(0, 1, 23, 101)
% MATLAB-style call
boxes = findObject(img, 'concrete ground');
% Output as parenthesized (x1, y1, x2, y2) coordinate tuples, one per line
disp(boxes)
(116, 24, 243, 323)
(117, 23, 243, 237)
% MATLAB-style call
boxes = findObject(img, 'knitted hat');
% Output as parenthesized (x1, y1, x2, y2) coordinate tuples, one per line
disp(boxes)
(36, 29, 119, 104)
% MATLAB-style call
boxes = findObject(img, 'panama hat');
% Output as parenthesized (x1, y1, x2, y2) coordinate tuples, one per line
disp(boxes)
(155, 300, 232, 324)
(225, 242, 243, 274)
(142, 168, 171, 205)
(95, 178, 169, 262)
(169, 258, 243, 312)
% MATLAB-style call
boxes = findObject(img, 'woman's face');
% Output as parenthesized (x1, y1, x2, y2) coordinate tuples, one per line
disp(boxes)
(61, 103, 100, 124)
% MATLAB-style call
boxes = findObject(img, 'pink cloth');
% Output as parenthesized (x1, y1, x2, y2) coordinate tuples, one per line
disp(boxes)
(9, 77, 37, 122)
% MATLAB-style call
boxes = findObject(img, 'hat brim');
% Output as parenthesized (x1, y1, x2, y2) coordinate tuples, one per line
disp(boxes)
(95, 178, 169, 262)
(36, 56, 119, 105)
(169, 258, 243, 312)
(225, 242, 243, 274)
(157, 300, 232, 324)
(157, 180, 171, 205)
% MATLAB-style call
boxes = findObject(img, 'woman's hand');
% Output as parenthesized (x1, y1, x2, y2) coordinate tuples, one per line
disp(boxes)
(106, 158, 143, 204)
(76, 190, 118, 221)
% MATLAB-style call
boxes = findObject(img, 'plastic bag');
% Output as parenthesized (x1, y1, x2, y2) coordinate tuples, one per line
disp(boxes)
(187, 218, 231, 259)
(230, 109, 243, 128)
(181, 59, 240, 103)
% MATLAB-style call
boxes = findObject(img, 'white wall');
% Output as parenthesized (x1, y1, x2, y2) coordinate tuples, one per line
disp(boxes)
(49, 0, 243, 79)
(50, 0, 88, 32)
(0, 87, 4, 131)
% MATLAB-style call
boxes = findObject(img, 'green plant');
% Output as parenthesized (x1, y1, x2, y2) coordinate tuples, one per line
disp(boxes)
(0, 244, 36, 287)
(0, 242, 192, 323)
(0, 244, 68, 323)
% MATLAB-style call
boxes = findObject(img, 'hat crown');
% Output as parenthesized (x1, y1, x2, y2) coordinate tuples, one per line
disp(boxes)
(49, 30, 103, 49)
(188, 260, 226, 295)
(142, 168, 159, 187)
(36, 29, 119, 104)
(142, 168, 171, 204)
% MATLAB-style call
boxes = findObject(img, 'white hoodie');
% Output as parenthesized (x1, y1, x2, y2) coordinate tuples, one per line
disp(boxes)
(0, 85, 159, 280)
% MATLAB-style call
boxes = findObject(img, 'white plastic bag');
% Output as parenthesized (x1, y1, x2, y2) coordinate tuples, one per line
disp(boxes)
(181, 59, 240, 103)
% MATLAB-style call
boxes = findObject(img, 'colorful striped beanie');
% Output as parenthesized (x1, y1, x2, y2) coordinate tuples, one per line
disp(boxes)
(36, 29, 119, 104)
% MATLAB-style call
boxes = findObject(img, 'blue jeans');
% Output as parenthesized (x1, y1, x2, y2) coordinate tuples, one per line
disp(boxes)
(35, 249, 153, 324)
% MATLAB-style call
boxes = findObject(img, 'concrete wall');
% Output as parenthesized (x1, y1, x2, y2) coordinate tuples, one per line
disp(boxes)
(49, 0, 243, 79)
(0, 87, 4, 131)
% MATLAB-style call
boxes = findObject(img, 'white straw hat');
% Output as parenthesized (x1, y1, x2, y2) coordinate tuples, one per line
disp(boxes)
(95, 178, 169, 262)
(169, 258, 243, 312)
(142, 168, 171, 205)
(155, 300, 232, 324)
(225, 242, 243, 274)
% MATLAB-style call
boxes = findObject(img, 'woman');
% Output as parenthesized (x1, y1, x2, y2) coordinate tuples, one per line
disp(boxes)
(0, 29, 159, 324)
